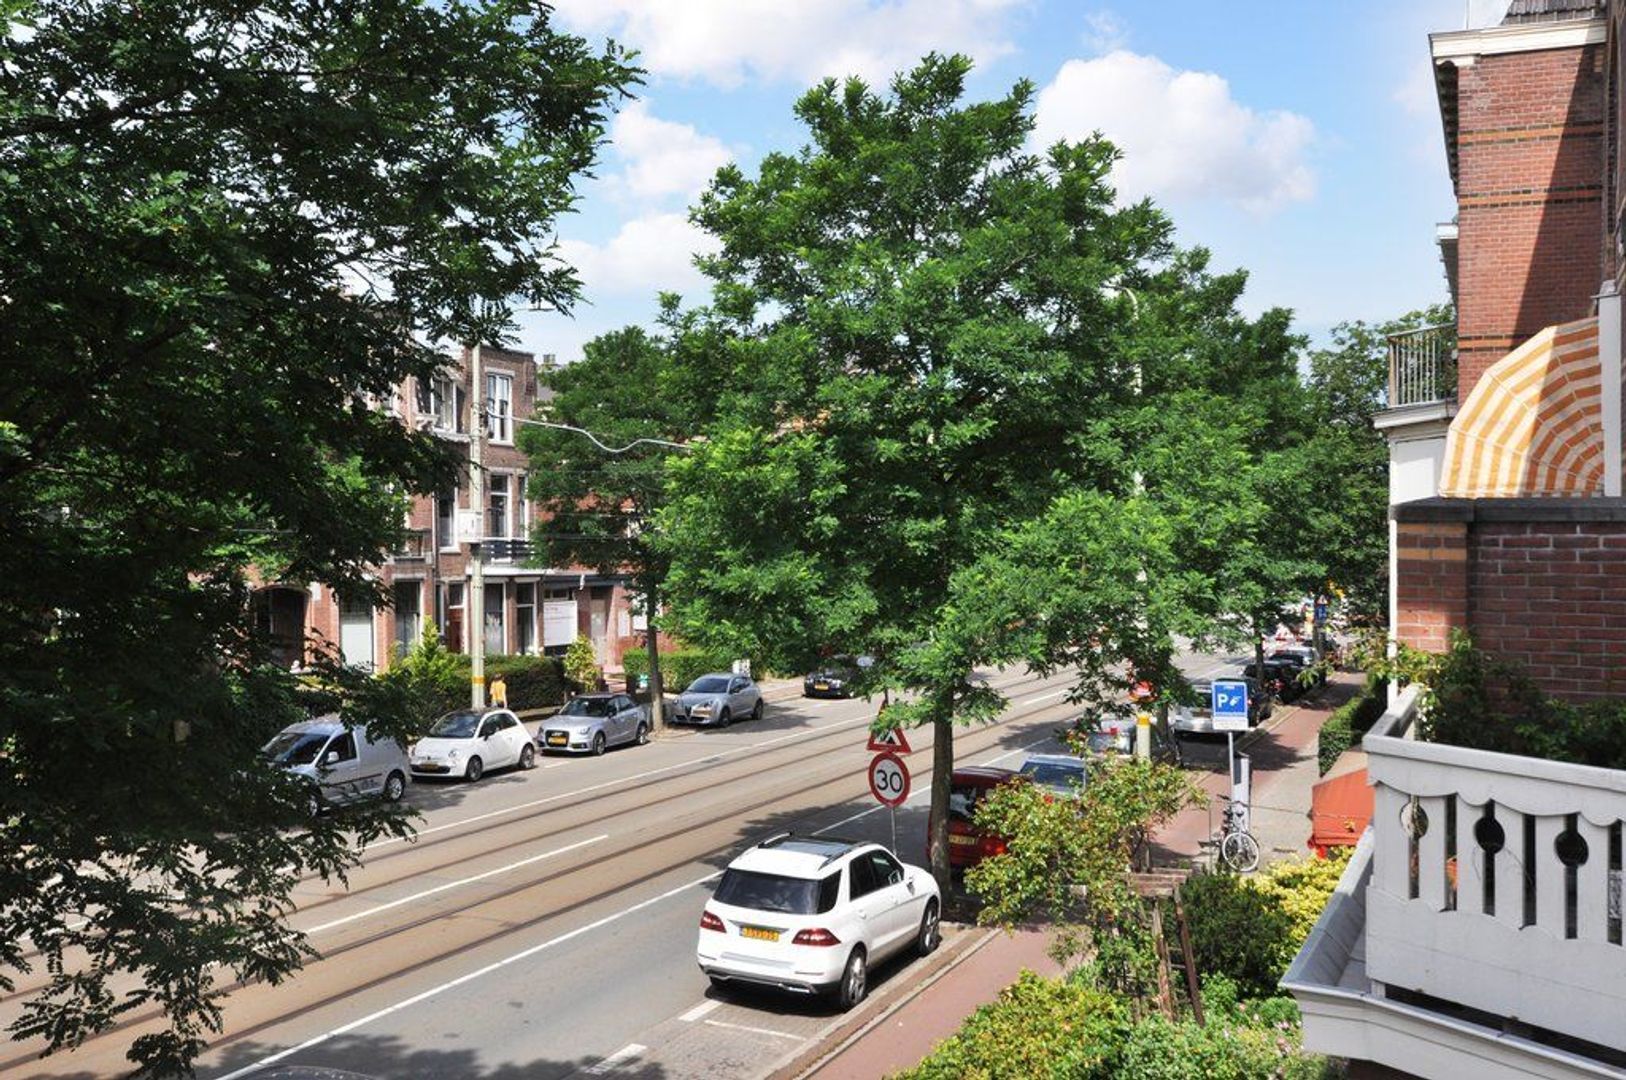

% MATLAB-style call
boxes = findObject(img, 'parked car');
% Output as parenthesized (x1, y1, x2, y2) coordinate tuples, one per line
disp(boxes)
(803, 657, 860, 699)
(672, 672, 763, 727)
(409, 707, 535, 781)
(697, 834, 940, 1010)
(263, 719, 409, 812)
(539, 692, 650, 755)
(1268, 644, 1327, 690)
(1018, 753, 1090, 798)
(930, 766, 1022, 871)
(1065, 714, 1184, 767)
(1170, 676, 1271, 736)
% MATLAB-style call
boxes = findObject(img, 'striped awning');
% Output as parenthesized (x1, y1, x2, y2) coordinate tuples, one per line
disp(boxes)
(1439, 317, 1603, 497)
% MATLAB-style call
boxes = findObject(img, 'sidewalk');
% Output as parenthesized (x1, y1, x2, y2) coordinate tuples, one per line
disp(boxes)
(785, 673, 1360, 1080)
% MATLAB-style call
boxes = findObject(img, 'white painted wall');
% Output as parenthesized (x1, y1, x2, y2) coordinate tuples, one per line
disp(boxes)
(1390, 433, 1448, 505)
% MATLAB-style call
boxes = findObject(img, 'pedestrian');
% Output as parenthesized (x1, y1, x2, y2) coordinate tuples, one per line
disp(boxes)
(490, 672, 508, 709)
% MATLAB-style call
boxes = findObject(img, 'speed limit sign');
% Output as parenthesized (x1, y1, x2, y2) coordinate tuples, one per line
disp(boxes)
(868, 751, 910, 807)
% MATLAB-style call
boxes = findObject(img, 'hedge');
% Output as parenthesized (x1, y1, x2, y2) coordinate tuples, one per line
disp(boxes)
(622, 646, 744, 693)
(472, 654, 567, 711)
(1316, 675, 1387, 775)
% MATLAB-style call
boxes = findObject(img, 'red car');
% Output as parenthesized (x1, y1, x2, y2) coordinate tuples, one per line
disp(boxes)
(928, 766, 1021, 871)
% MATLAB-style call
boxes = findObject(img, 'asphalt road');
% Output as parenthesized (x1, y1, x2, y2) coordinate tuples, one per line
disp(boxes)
(8, 652, 1250, 1080)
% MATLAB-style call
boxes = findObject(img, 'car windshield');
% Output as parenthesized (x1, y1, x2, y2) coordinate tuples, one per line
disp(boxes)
(1020, 761, 1086, 792)
(263, 731, 327, 765)
(428, 710, 481, 738)
(713, 869, 829, 914)
(688, 676, 730, 694)
(560, 697, 613, 718)
(1083, 730, 1131, 754)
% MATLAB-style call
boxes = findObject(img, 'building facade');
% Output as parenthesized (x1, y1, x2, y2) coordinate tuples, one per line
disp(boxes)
(251, 345, 643, 674)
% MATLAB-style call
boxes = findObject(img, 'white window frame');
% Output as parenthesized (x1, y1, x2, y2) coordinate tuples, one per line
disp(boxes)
(516, 581, 537, 655)
(486, 372, 513, 444)
(487, 473, 511, 539)
(437, 490, 460, 552)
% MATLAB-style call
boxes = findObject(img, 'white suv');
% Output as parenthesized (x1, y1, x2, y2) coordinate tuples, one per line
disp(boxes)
(696, 835, 941, 1010)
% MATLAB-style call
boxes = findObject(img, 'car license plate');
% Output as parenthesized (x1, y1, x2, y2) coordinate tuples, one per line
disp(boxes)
(949, 834, 976, 847)
(814, 683, 829, 691)
(740, 925, 780, 942)
(546, 733, 567, 746)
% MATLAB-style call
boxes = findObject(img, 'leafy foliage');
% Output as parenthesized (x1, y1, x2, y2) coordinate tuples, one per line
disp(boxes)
(1115, 1012, 1334, 1080)
(0, 2, 634, 1072)
(621, 645, 744, 693)
(563, 635, 602, 692)
(1316, 675, 1387, 775)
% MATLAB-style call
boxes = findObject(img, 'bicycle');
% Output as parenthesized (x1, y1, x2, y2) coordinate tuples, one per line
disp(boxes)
(1218, 796, 1260, 873)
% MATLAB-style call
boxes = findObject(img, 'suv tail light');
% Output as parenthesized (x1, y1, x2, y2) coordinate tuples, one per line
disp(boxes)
(792, 927, 841, 946)
(699, 910, 724, 932)
(981, 837, 1007, 857)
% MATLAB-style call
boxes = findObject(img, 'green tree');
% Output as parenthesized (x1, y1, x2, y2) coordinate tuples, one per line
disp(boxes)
(520, 321, 697, 727)
(1301, 304, 1454, 622)
(0, 3, 634, 1073)
(656, 55, 1202, 891)
(563, 634, 601, 691)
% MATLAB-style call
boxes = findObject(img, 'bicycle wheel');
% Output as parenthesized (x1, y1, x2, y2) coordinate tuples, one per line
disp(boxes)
(1220, 830, 1261, 873)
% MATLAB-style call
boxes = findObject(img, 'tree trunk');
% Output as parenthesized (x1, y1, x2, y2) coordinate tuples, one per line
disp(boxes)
(927, 686, 955, 896)
(1253, 614, 1267, 688)
(645, 580, 665, 733)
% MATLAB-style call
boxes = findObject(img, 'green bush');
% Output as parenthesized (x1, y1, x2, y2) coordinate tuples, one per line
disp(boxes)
(622, 645, 742, 693)
(1183, 853, 1348, 1000)
(892, 971, 1126, 1080)
(374, 638, 566, 737)
(1117, 1013, 1334, 1080)
(478, 654, 566, 711)
(563, 635, 599, 691)
(1317, 675, 1388, 775)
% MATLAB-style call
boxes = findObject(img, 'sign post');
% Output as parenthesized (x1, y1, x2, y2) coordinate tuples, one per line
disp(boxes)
(1211, 679, 1251, 826)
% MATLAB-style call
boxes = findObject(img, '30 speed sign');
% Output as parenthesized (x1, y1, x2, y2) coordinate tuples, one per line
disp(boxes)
(868, 751, 911, 807)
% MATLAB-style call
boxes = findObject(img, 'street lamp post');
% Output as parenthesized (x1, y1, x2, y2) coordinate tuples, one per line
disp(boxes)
(468, 343, 487, 710)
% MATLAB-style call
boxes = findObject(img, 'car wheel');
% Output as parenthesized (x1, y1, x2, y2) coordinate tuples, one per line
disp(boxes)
(635, 722, 650, 746)
(464, 756, 484, 782)
(383, 770, 406, 802)
(717, 709, 731, 729)
(751, 700, 764, 722)
(836, 947, 867, 1011)
(916, 900, 940, 956)
(305, 790, 323, 818)
(519, 744, 536, 770)
(592, 732, 607, 756)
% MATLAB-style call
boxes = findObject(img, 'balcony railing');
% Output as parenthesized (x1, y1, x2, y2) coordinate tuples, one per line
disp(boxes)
(1387, 324, 1457, 408)
(1363, 690, 1626, 1052)
(391, 528, 430, 562)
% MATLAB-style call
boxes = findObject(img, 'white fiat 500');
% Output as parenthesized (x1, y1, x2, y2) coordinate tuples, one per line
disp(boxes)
(696, 835, 940, 1010)
(409, 708, 535, 782)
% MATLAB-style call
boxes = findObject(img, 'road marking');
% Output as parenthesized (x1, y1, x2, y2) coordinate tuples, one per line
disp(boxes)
(586, 1043, 648, 1074)
(679, 998, 722, 1022)
(703, 1018, 803, 1041)
(214, 869, 723, 1080)
(301, 835, 608, 935)
(1018, 688, 1071, 706)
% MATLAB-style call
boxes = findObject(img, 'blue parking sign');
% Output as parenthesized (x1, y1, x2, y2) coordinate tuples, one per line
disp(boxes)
(1211, 679, 1250, 733)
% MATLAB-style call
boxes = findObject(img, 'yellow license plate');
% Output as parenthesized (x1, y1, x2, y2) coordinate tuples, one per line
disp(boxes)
(546, 733, 567, 745)
(814, 683, 829, 690)
(740, 926, 780, 942)
(950, 834, 976, 846)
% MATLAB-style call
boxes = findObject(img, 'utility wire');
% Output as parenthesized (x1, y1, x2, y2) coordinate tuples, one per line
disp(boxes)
(513, 415, 690, 454)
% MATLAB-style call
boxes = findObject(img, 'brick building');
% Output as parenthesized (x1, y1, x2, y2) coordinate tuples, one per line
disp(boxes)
(1380, 0, 1626, 701)
(250, 345, 642, 674)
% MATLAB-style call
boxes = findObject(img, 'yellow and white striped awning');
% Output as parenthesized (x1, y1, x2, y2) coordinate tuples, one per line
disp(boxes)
(1440, 317, 1603, 498)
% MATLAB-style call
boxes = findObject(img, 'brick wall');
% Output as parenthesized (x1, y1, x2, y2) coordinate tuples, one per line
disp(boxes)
(1394, 502, 1626, 700)
(1453, 43, 1609, 397)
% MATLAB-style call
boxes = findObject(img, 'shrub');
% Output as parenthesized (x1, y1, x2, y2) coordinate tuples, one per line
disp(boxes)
(892, 971, 1126, 1080)
(1317, 674, 1387, 774)
(563, 635, 600, 691)
(1116, 1013, 1334, 1080)
(1183, 852, 1349, 999)
(479, 654, 566, 711)
(623, 645, 742, 692)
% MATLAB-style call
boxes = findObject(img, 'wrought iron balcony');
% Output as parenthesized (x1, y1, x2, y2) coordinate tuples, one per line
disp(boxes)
(1387, 324, 1457, 408)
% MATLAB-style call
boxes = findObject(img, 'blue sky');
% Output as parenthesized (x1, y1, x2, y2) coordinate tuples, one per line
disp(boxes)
(514, 1, 1509, 363)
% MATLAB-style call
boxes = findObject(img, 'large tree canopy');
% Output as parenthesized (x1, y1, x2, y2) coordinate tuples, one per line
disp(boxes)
(0, 3, 634, 1074)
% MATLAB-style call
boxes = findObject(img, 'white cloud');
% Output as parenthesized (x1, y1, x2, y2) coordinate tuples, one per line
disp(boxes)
(1082, 10, 1128, 54)
(1032, 51, 1315, 215)
(610, 100, 734, 201)
(557, 212, 720, 300)
(553, 0, 1024, 88)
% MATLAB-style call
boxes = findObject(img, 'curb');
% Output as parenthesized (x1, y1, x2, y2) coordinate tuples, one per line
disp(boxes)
(765, 924, 1002, 1080)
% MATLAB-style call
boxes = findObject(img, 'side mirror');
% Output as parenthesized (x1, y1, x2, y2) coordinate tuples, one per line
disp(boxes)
(321, 750, 337, 767)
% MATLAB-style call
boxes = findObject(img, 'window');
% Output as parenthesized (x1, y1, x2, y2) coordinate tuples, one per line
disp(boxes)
(443, 582, 465, 652)
(517, 470, 529, 536)
(437, 491, 458, 551)
(325, 732, 356, 764)
(487, 474, 510, 538)
(865, 850, 904, 888)
(516, 582, 536, 655)
(847, 856, 877, 899)
(713, 870, 839, 915)
(484, 583, 504, 657)
(486, 372, 513, 443)
(393, 581, 422, 651)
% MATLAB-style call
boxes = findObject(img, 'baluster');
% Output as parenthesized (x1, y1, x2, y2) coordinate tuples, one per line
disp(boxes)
(1576, 818, 1613, 942)
(1418, 795, 1448, 910)
(1457, 799, 1487, 915)
(1535, 815, 1566, 936)
(1373, 784, 1411, 899)
(1493, 806, 1525, 929)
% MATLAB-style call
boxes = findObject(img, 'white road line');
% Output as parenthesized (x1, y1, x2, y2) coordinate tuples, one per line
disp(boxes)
(585, 1043, 647, 1074)
(301, 835, 608, 936)
(703, 1018, 803, 1041)
(214, 870, 722, 1080)
(678, 998, 722, 1023)
(1018, 688, 1071, 706)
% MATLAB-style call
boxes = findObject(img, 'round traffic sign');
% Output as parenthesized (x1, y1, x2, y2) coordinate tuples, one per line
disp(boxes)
(868, 751, 910, 807)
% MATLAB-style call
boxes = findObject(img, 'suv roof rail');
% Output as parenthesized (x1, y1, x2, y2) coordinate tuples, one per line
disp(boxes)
(816, 836, 865, 868)
(756, 831, 794, 848)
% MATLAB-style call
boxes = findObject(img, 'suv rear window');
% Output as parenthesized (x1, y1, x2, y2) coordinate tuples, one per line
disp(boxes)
(714, 869, 839, 914)
(949, 782, 996, 824)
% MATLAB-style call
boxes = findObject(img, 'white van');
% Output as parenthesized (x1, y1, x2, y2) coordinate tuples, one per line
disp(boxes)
(263, 719, 410, 811)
